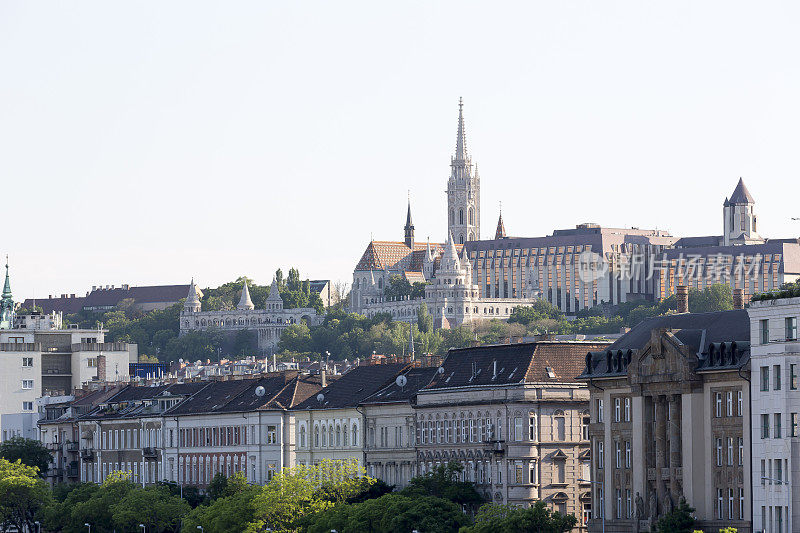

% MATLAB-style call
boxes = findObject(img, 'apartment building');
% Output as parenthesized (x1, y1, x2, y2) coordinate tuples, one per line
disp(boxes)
(415, 341, 609, 528)
(748, 295, 800, 533)
(579, 308, 752, 533)
(161, 373, 322, 487)
(361, 366, 438, 488)
(293, 363, 410, 468)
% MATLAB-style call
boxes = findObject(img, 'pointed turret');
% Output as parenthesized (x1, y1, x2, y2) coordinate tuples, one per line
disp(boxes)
(495, 211, 506, 239)
(723, 177, 761, 246)
(0, 259, 14, 329)
(729, 177, 755, 205)
(440, 232, 461, 272)
(447, 98, 480, 244)
(184, 278, 202, 313)
(404, 199, 415, 248)
(237, 280, 255, 310)
(266, 277, 283, 310)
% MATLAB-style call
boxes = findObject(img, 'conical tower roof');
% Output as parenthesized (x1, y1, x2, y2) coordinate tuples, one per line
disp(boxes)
(440, 232, 461, 271)
(454, 97, 467, 161)
(267, 277, 282, 301)
(185, 278, 201, 304)
(495, 212, 506, 239)
(729, 177, 755, 204)
(2, 259, 11, 300)
(237, 280, 255, 310)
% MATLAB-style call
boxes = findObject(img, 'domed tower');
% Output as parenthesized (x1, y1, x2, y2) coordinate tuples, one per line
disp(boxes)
(447, 98, 480, 244)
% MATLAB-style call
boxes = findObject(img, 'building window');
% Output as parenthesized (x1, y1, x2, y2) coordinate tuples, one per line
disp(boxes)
(787, 317, 798, 341)
(614, 398, 621, 422)
(761, 366, 770, 391)
(514, 462, 523, 484)
(615, 442, 621, 469)
(624, 398, 630, 422)
(581, 416, 590, 441)
(717, 488, 724, 520)
(528, 460, 538, 484)
(726, 391, 733, 417)
(22, 401, 33, 411)
(88, 358, 97, 368)
(529, 414, 537, 441)
(792, 413, 798, 437)
(513, 417, 522, 442)
(761, 459, 766, 485)
(21, 357, 33, 367)
(597, 441, 604, 469)
(761, 319, 770, 344)
(774, 413, 782, 438)
(597, 399, 604, 423)
(624, 441, 631, 468)
(266, 425, 277, 445)
(739, 488, 745, 519)
(774, 365, 782, 390)
(615, 489, 622, 519)
(715, 438, 723, 466)
(554, 413, 566, 441)
(715, 392, 723, 417)
(728, 488, 734, 520)
(791, 364, 798, 390)
(738, 437, 744, 466)
(775, 458, 783, 483)
(737, 390, 743, 416)
(626, 489, 632, 518)
(726, 437, 733, 465)
(21, 380, 33, 390)
(761, 414, 770, 439)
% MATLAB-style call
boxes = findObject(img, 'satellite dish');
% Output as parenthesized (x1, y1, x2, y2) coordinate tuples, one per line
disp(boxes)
(255, 386, 265, 397)
(316, 393, 325, 403)
(396, 375, 408, 387)
(437, 366, 445, 374)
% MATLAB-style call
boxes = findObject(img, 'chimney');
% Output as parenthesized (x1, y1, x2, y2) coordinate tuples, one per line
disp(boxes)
(320, 368, 327, 388)
(97, 355, 107, 382)
(676, 285, 689, 314)
(733, 288, 744, 310)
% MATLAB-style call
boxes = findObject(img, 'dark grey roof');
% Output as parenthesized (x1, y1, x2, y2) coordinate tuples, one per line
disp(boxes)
(580, 309, 750, 378)
(166, 375, 308, 415)
(293, 363, 410, 410)
(361, 367, 437, 405)
(729, 178, 755, 204)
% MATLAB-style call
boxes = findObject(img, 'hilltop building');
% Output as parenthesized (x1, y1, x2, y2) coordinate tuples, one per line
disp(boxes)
(179, 278, 323, 355)
(352, 101, 800, 324)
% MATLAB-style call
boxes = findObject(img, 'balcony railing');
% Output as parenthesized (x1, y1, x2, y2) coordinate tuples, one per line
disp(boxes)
(46, 442, 61, 451)
(66, 441, 79, 452)
(67, 464, 79, 478)
(80, 449, 94, 461)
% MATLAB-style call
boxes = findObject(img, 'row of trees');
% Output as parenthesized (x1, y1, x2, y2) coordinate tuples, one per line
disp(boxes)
(0, 451, 579, 533)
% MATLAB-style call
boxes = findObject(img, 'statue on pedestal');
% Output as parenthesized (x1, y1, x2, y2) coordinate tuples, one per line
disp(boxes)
(635, 492, 645, 519)
(648, 490, 657, 521)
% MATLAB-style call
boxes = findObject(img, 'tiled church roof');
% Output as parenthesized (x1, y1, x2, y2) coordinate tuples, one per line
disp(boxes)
(355, 241, 459, 271)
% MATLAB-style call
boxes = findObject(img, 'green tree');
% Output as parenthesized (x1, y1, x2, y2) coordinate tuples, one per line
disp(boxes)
(110, 485, 189, 532)
(460, 501, 577, 533)
(0, 436, 51, 476)
(655, 498, 697, 533)
(400, 461, 484, 512)
(417, 303, 433, 333)
(0, 458, 52, 533)
(181, 486, 259, 533)
(384, 274, 412, 300)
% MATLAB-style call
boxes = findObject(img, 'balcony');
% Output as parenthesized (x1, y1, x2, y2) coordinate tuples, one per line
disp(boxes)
(143, 447, 158, 459)
(487, 440, 506, 455)
(80, 449, 94, 461)
(66, 441, 79, 452)
(46, 442, 61, 451)
(67, 464, 79, 478)
(46, 468, 64, 478)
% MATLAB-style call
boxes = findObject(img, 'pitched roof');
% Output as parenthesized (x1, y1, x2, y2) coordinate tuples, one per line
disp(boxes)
(81, 285, 191, 309)
(20, 296, 85, 314)
(293, 363, 410, 410)
(361, 367, 438, 405)
(580, 309, 751, 378)
(425, 341, 611, 391)
(728, 177, 755, 205)
(354, 241, 454, 272)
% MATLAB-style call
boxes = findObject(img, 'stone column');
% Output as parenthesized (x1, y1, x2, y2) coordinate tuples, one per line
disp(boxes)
(654, 395, 667, 506)
(668, 394, 681, 498)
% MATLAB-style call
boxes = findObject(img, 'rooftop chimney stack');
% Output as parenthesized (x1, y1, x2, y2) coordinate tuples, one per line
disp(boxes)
(677, 285, 689, 314)
(320, 368, 327, 388)
(733, 288, 744, 310)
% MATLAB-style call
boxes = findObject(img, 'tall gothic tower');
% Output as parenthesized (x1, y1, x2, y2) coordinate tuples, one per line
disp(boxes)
(447, 98, 480, 244)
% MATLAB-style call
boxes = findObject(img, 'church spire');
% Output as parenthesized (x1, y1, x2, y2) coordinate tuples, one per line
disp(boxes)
(404, 195, 415, 248)
(0, 258, 14, 329)
(495, 206, 506, 239)
(454, 97, 467, 161)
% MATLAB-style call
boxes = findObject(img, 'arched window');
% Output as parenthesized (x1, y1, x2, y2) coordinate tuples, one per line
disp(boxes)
(314, 426, 320, 447)
(459, 208, 464, 225)
(450, 209, 455, 224)
(352, 424, 359, 446)
(553, 410, 566, 441)
(468, 207, 474, 225)
(300, 426, 306, 448)
(336, 425, 341, 447)
(459, 235, 464, 244)
(329, 425, 334, 447)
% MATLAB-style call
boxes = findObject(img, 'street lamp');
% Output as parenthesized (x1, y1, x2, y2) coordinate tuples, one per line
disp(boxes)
(85, 524, 91, 533)
(34, 521, 40, 533)
(139, 524, 146, 533)
(577, 478, 604, 533)
(197, 527, 204, 533)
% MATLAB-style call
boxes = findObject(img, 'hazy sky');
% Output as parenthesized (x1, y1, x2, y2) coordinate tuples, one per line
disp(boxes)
(2, 2, 800, 300)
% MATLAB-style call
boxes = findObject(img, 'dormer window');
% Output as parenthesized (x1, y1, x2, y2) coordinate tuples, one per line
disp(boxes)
(545, 367, 556, 379)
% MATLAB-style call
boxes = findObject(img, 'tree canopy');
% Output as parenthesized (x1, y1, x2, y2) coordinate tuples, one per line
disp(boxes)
(0, 437, 51, 477)
(459, 501, 578, 533)
(0, 458, 51, 533)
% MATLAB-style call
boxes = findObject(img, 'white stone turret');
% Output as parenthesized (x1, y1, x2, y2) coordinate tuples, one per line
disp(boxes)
(184, 278, 202, 313)
(266, 278, 283, 310)
(237, 280, 255, 310)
